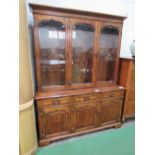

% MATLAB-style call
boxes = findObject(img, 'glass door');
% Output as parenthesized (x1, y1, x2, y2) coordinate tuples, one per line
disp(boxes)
(70, 18, 96, 87)
(96, 23, 119, 85)
(37, 16, 68, 89)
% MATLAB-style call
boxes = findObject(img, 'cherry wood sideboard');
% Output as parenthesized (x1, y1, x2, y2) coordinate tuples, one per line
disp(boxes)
(29, 4, 126, 146)
(36, 86, 125, 146)
(119, 57, 135, 120)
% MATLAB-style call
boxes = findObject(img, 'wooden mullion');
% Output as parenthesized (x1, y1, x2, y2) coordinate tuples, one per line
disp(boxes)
(34, 15, 42, 91)
(65, 18, 70, 88)
(114, 26, 123, 83)
(69, 19, 73, 86)
(92, 21, 97, 85)
(66, 18, 72, 87)
(94, 21, 101, 86)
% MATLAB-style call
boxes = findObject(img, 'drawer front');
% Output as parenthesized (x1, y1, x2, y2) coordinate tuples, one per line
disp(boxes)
(37, 90, 124, 107)
(99, 90, 124, 100)
(72, 94, 99, 103)
(37, 97, 70, 107)
(110, 91, 124, 97)
(37, 98, 58, 107)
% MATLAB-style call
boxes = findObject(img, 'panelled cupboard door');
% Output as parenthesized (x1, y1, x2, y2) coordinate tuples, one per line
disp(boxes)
(98, 97, 123, 126)
(72, 102, 97, 132)
(34, 15, 70, 90)
(38, 105, 71, 139)
(96, 22, 122, 86)
(69, 18, 96, 87)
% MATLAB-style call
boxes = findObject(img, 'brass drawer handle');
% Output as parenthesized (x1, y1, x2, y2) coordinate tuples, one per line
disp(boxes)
(74, 98, 83, 102)
(110, 94, 115, 97)
(90, 96, 98, 100)
(59, 98, 70, 104)
(116, 92, 122, 96)
(53, 99, 59, 105)
(102, 94, 109, 98)
(84, 96, 89, 101)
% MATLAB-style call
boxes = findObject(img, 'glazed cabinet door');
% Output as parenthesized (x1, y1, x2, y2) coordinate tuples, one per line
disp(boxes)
(69, 18, 96, 87)
(34, 15, 70, 90)
(72, 101, 98, 132)
(38, 105, 71, 139)
(96, 22, 122, 85)
(98, 97, 123, 126)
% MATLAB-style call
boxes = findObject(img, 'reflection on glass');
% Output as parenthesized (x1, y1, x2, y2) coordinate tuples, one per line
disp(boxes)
(97, 26, 119, 82)
(39, 19, 66, 86)
(72, 23, 94, 84)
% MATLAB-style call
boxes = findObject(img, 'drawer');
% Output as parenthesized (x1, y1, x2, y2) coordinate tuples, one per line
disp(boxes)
(58, 97, 70, 104)
(73, 96, 84, 102)
(111, 91, 124, 97)
(99, 90, 124, 100)
(72, 94, 99, 102)
(37, 99, 58, 108)
(37, 97, 70, 107)
(37, 90, 124, 107)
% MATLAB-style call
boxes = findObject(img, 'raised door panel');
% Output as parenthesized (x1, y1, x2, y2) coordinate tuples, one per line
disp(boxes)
(73, 102, 97, 132)
(38, 105, 71, 139)
(70, 18, 96, 87)
(99, 97, 123, 126)
(34, 15, 69, 89)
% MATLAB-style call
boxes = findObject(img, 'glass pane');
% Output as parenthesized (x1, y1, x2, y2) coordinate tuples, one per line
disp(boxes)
(72, 23, 94, 84)
(39, 19, 66, 86)
(97, 26, 119, 82)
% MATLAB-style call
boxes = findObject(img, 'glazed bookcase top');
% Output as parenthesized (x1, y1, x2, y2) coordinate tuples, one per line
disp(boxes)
(30, 3, 126, 92)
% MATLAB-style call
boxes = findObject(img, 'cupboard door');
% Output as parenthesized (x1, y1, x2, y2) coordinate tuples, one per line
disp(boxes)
(72, 102, 97, 132)
(37, 15, 69, 88)
(98, 97, 123, 126)
(97, 23, 120, 83)
(70, 19, 96, 86)
(38, 105, 71, 139)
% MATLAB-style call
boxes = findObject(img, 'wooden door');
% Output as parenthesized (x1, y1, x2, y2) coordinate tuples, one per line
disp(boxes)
(96, 22, 123, 86)
(98, 97, 123, 126)
(38, 105, 71, 139)
(69, 18, 97, 88)
(34, 15, 70, 90)
(72, 101, 98, 132)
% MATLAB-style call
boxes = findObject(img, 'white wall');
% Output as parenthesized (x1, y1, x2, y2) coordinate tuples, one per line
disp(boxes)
(26, 0, 135, 57)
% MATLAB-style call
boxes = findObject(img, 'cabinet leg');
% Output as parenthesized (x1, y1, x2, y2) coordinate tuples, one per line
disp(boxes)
(39, 141, 50, 147)
(114, 124, 122, 129)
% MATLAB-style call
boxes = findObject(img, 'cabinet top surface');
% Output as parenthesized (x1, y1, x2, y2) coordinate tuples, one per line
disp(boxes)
(120, 57, 135, 61)
(29, 3, 127, 21)
(35, 86, 125, 100)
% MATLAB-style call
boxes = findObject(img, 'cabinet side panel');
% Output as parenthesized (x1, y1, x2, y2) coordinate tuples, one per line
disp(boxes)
(119, 59, 129, 86)
(123, 61, 135, 118)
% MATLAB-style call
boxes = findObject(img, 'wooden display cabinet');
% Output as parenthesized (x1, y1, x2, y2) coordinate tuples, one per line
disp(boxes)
(29, 4, 126, 146)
